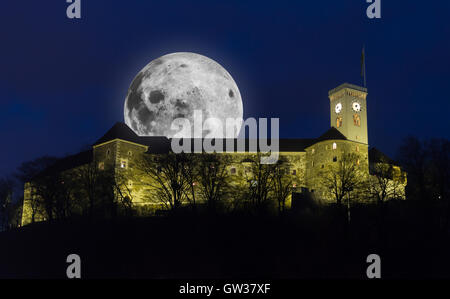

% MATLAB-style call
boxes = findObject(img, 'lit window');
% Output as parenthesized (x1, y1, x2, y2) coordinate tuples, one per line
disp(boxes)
(121, 161, 127, 168)
(357, 159, 360, 165)
(98, 162, 104, 170)
(353, 114, 361, 126)
(332, 142, 337, 150)
(311, 148, 315, 154)
(336, 117, 343, 128)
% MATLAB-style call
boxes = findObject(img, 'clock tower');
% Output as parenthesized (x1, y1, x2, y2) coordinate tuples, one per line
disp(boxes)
(328, 83, 368, 145)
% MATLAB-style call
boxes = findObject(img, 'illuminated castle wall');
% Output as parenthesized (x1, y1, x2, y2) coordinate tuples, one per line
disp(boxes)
(21, 83, 406, 226)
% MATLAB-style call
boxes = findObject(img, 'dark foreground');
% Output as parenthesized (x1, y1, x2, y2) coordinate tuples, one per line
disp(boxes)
(1, 200, 450, 279)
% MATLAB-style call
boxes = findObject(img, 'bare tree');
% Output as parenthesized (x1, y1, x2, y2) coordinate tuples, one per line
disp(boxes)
(319, 152, 364, 206)
(195, 152, 231, 212)
(427, 138, 450, 201)
(73, 162, 114, 219)
(242, 153, 275, 211)
(271, 156, 294, 214)
(367, 160, 405, 204)
(137, 152, 191, 211)
(15, 156, 58, 184)
(0, 177, 13, 230)
(31, 172, 65, 221)
(15, 156, 59, 224)
(181, 153, 198, 209)
(397, 136, 428, 201)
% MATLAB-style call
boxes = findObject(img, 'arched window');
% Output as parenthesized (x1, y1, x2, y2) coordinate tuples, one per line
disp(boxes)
(353, 114, 361, 126)
(336, 117, 343, 128)
(332, 142, 337, 150)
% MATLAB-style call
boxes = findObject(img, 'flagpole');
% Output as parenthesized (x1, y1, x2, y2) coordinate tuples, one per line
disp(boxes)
(362, 45, 366, 88)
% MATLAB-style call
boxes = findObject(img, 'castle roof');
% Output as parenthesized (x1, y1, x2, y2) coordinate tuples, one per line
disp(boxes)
(315, 127, 347, 142)
(369, 147, 400, 166)
(34, 150, 93, 179)
(94, 123, 349, 153)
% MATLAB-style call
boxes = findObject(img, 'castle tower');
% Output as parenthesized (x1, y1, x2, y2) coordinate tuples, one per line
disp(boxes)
(328, 83, 368, 145)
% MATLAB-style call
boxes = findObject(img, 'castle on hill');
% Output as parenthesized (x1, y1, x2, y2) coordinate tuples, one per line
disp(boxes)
(21, 83, 406, 225)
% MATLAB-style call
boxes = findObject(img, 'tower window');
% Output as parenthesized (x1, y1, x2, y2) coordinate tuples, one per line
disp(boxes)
(332, 142, 337, 150)
(311, 148, 315, 154)
(312, 161, 314, 167)
(128, 151, 132, 157)
(230, 167, 236, 174)
(292, 169, 297, 175)
(353, 114, 361, 126)
(107, 149, 111, 156)
(333, 156, 337, 162)
(336, 117, 343, 128)
(121, 161, 127, 168)
(98, 162, 104, 170)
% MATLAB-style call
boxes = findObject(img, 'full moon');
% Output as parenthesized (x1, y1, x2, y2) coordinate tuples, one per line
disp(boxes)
(124, 52, 243, 138)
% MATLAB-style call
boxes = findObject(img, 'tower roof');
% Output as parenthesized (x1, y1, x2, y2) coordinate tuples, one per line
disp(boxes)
(93, 122, 142, 146)
(328, 83, 367, 96)
(316, 127, 347, 142)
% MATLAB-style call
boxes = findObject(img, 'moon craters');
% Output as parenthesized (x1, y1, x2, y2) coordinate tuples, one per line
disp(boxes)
(124, 52, 243, 138)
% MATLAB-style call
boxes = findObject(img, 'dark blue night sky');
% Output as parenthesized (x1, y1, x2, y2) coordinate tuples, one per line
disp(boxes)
(1, 0, 450, 177)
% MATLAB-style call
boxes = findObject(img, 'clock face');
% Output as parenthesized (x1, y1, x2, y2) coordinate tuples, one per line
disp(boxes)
(335, 102, 342, 114)
(352, 101, 361, 112)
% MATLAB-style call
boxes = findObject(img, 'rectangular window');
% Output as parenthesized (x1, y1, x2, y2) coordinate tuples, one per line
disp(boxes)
(98, 162, 105, 170)
(121, 161, 127, 168)
(230, 167, 236, 175)
(292, 169, 297, 175)
(333, 156, 337, 162)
